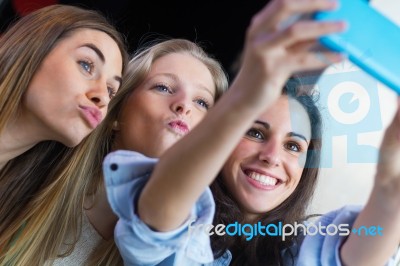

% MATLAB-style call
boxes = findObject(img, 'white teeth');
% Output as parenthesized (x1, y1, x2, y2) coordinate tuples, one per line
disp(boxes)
(249, 172, 278, 186)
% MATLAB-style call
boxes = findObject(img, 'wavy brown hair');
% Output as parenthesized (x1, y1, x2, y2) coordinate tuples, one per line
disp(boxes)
(210, 79, 323, 266)
(0, 4, 128, 265)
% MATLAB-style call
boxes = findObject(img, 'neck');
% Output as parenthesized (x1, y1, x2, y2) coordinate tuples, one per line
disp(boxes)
(0, 109, 58, 167)
(84, 186, 118, 240)
(0, 120, 43, 167)
(242, 208, 262, 224)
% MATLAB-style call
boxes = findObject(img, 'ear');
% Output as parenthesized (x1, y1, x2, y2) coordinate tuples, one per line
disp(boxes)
(112, 121, 120, 131)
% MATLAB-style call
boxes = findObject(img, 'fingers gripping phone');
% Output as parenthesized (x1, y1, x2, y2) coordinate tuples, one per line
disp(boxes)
(314, 0, 400, 94)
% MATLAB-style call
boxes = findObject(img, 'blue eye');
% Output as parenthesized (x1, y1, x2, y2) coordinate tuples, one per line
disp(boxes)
(195, 98, 211, 110)
(154, 84, 172, 94)
(79, 60, 93, 74)
(246, 128, 264, 140)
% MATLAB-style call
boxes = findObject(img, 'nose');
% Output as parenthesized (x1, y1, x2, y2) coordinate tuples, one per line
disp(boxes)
(171, 95, 192, 116)
(258, 137, 281, 167)
(86, 81, 110, 108)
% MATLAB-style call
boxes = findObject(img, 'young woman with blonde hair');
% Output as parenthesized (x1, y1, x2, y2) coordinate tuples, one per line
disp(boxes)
(81, 38, 229, 265)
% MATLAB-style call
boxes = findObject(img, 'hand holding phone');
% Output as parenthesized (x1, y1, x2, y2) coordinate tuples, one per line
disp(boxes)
(314, 0, 400, 94)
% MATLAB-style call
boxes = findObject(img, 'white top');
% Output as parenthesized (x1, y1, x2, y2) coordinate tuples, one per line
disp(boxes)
(52, 214, 102, 265)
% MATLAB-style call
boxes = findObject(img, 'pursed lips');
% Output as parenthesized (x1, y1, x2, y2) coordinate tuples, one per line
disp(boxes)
(167, 119, 189, 135)
(79, 105, 102, 129)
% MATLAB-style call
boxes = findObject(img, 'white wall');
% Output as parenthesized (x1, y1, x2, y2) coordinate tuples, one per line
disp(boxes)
(310, 0, 400, 214)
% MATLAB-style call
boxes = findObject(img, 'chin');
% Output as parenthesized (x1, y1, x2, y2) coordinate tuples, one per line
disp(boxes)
(137, 145, 164, 158)
(61, 138, 82, 147)
(59, 131, 88, 147)
(240, 197, 275, 217)
(157, 139, 178, 155)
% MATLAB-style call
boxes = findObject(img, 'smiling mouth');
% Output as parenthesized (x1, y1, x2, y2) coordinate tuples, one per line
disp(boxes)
(244, 169, 282, 189)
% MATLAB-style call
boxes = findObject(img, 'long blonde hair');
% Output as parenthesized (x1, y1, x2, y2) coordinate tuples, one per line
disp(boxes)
(0, 4, 128, 265)
(0, 39, 227, 265)
(87, 38, 229, 265)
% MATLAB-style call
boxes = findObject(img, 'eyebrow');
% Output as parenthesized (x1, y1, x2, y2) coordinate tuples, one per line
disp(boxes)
(288, 132, 309, 145)
(158, 73, 215, 99)
(114, 76, 122, 85)
(197, 84, 215, 99)
(254, 120, 309, 145)
(254, 120, 270, 130)
(83, 43, 105, 63)
(82, 43, 122, 85)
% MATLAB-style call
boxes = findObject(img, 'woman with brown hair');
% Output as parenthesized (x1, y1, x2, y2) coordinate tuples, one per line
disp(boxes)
(0, 4, 128, 265)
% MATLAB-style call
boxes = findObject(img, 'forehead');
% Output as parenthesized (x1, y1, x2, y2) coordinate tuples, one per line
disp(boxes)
(150, 53, 215, 87)
(50, 29, 122, 66)
(50, 28, 122, 71)
(258, 96, 312, 140)
(151, 52, 204, 70)
(60, 29, 116, 46)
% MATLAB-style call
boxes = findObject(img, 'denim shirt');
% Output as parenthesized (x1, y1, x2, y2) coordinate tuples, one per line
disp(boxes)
(104, 150, 400, 266)
(104, 150, 225, 266)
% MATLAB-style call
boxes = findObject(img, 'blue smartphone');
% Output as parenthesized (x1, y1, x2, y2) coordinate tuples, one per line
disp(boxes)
(314, 0, 400, 94)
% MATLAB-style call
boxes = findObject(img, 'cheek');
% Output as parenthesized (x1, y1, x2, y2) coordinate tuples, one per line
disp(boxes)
(285, 150, 307, 173)
(120, 94, 151, 122)
(22, 90, 38, 112)
(33, 57, 68, 92)
(286, 158, 304, 188)
(129, 92, 169, 121)
(22, 84, 59, 119)
(117, 101, 146, 139)
(297, 153, 308, 168)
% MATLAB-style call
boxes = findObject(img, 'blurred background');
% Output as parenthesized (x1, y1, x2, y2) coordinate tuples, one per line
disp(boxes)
(0, 0, 399, 214)
(310, 0, 400, 214)
(0, 0, 266, 77)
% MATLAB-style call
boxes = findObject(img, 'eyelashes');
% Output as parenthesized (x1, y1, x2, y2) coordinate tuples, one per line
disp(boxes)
(284, 142, 302, 152)
(245, 128, 304, 153)
(152, 82, 212, 110)
(79, 60, 94, 74)
(154, 83, 173, 94)
(246, 128, 264, 141)
(79, 60, 117, 99)
(107, 86, 117, 99)
(195, 97, 211, 109)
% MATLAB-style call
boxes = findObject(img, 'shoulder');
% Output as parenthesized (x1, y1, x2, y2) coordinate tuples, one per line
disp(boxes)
(103, 150, 158, 221)
(103, 150, 158, 186)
